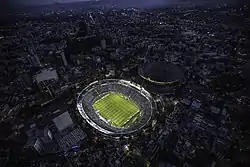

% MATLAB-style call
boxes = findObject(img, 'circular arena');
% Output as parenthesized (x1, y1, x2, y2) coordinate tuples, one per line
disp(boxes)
(138, 62, 184, 86)
(77, 79, 154, 136)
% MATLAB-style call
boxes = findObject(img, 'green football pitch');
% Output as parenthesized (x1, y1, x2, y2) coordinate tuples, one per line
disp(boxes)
(93, 92, 140, 128)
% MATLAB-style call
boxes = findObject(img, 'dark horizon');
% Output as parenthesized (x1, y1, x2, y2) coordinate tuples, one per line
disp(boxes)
(0, 0, 249, 17)
(2, 0, 249, 7)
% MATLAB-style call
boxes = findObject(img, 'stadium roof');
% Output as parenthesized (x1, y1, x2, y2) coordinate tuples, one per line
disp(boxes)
(138, 62, 184, 85)
(34, 69, 59, 83)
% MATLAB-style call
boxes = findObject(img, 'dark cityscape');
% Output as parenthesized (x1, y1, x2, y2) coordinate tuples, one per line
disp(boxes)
(0, 0, 250, 167)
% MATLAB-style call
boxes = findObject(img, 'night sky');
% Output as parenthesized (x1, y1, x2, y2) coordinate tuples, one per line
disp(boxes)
(4, 0, 92, 5)
(2, 0, 241, 6)
(0, 0, 248, 13)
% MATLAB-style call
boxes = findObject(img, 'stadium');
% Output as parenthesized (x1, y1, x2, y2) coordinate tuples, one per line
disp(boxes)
(77, 79, 154, 136)
(138, 62, 184, 86)
(138, 62, 184, 93)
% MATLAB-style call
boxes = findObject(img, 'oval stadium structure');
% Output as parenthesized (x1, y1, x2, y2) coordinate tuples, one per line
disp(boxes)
(77, 79, 154, 136)
(138, 62, 184, 86)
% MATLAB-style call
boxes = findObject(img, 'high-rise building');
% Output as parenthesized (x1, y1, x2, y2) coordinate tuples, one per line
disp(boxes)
(34, 69, 59, 88)
(34, 54, 42, 67)
(52, 111, 73, 132)
(34, 69, 59, 98)
(27, 54, 41, 67)
(78, 21, 88, 37)
(41, 127, 53, 144)
(25, 128, 43, 154)
(25, 125, 54, 155)
(61, 52, 68, 66)
(101, 39, 107, 49)
(28, 44, 42, 67)
(21, 73, 33, 88)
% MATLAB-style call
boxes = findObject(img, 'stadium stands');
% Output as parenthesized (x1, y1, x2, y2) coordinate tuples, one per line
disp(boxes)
(77, 79, 154, 136)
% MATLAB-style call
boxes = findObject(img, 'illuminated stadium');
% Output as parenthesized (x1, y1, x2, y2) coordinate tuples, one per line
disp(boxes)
(77, 79, 154, 136)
